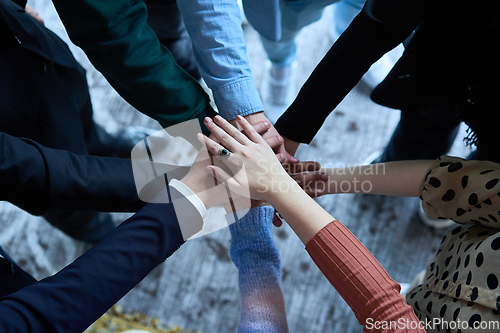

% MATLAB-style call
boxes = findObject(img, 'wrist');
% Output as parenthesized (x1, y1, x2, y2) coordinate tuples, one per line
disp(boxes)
(243, 111, 264, 120)
(283, 137, 300, 156)
(262, 173, 299, 204)
(179, 177, 213, 209)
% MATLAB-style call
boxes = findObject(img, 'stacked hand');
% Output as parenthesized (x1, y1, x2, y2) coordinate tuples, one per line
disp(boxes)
(198, 115, 334, 244)
(200, 116, 326, 201)
(201, 115, 287, 201)
(180, 119, 276, 209)
(181, 115, 325, 224)
(290, 170, 329, 198)
(228, 112, 299, 164)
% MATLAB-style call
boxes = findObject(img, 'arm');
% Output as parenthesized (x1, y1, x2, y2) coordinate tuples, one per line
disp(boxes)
(50, 0, 216, 128)
(305, 221, 424, 333)
(175, 1, 295, 161)
(0, 195, 184, 332)
(229, 206, 288, 333)
(202, 115, 424, 332)
(176, 0, 263, 120)
(0, 132, 143, 215)
(0, 140, 244, 332)
(294, 160, 435, 198)
(419, 156, 500, 222)
(275, 0, 433, 143)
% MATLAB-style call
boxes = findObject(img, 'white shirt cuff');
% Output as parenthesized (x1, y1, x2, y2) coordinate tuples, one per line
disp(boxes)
(169, 179, 207, 219)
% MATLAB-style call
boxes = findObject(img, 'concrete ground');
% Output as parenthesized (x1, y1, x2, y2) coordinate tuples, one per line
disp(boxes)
(0, 1, 472, 332)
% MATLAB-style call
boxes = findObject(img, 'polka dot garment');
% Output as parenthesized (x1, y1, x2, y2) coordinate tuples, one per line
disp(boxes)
(406, 156, 500, 332)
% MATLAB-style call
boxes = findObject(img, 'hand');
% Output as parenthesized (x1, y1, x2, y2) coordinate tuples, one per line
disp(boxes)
(291, 171, 330, 198)
(210, 118, 282, 159)
(283, 161, 322, 174)
(202, 115, 292, 202)
(25, 5, 44, 25)
(239, 112, 299, 164)
(209, 116, 277, 218)
(240, 114, 300, 226)
(272, 161, 323, 226)
(180, 136, 241, 209)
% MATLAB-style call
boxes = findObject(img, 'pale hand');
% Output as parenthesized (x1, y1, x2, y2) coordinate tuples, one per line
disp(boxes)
(202, 115, 292, 202)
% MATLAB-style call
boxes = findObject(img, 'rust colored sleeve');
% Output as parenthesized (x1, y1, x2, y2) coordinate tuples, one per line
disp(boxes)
(306, 220, 424, 333)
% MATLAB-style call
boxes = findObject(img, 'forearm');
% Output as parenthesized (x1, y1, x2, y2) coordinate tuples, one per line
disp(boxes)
(0, 134, 143, 215)
(268, 177, 334, 244)
(229, 207, 288, 333)
(275, 0, 430, 143)
(306, 221, 424, 333)
(177, 0, 263, 119)
(322, 160, 435, 197)
(283, 137, 300, 156)
(0, 198, 183, 332)
(52, 0, 214, 128)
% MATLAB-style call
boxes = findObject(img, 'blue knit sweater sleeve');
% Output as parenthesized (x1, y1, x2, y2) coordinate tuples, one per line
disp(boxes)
(229, 206, 289, 333)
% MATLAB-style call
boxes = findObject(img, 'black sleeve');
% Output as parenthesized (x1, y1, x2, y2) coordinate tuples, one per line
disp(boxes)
(0, 132, 144, 214)
(0, 197, 184, 333)
(274, 0, 433, 143)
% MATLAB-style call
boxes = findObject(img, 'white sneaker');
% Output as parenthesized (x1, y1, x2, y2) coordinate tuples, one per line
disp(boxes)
(237, 0, 248, 25)
(418, 204, 456, 229)
(361, 53, 399, 90)
(361, 150, 384, 165)
(261, 60, 298, 124)
(400, 269, 427, 297)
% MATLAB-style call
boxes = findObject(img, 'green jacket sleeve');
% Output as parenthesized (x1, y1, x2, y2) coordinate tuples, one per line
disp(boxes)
(51, 0, 215, 127)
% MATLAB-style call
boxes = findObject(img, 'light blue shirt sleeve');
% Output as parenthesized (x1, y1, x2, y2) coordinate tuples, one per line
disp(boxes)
(177, 0, 264, 120)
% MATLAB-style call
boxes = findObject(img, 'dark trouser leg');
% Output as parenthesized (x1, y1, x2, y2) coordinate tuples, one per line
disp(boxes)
(144, 0, 200, 80)
(380, 110, 461, 162)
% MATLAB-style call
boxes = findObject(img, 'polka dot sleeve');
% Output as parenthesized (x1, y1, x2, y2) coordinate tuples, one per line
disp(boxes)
(420, 156, 500, 226)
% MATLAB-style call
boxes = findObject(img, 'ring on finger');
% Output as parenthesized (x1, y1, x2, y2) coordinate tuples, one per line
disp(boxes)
(218, 148, 231, 160)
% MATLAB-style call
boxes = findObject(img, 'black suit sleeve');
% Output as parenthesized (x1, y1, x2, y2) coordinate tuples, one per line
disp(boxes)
(274, 0, 433, 143)
(0, 132, 144, 214)
(0, 196, 184, 333)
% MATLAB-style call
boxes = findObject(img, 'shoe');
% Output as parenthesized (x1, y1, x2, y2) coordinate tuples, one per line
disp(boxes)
(361, 150, 385, 165)
(360, 53, 396, 90)
(261, 60, 298, 124)
(237, 0, 249, 26)
(417, 204, 456, 229)
(400, 269, 426, 297)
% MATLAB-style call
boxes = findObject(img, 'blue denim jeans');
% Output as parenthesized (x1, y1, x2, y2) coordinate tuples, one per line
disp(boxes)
(260, 0, 367, 67)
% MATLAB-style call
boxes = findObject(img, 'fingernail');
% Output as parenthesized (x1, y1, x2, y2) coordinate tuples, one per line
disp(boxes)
(322, 174, 329, 181)
(205, 117, 212, 123)
(278, 136, 283, 142)
(279, 153, 284, 161)
(215, 115, 222, 122)
(264, 121, 270, 127)
(237, 115, 243, 120)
